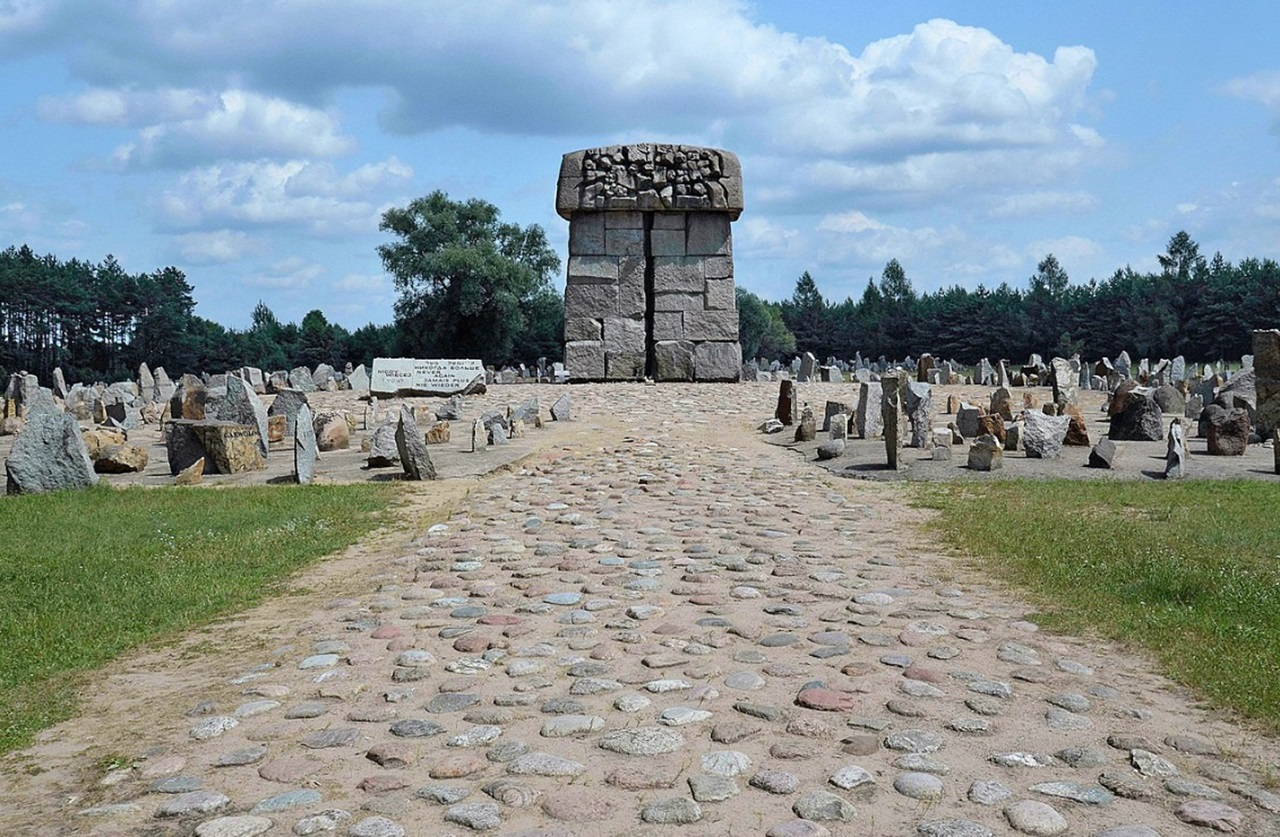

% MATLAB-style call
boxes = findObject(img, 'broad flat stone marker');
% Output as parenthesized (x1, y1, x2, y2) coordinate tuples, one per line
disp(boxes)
(557, 143, 743, 382)
(370, 358, 484, 396)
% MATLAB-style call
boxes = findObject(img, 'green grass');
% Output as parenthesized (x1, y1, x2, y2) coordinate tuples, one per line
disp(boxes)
(0, 482, 397, 753)
(916, 479, 1280, 730)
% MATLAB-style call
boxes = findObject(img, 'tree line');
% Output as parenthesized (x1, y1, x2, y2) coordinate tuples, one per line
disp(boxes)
(741, 232, 1280, 366)
(0, 192, 564, 386)
(4, 205, 1276, 388)
(0, 244, 401, 385)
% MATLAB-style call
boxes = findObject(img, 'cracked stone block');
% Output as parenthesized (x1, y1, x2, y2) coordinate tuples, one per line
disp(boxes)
(567, 255, 619, 283)
(605, 211, 644, 229)
(655, 341, 695, 381)
(705, 278, 735, 310)
(605, 228, 644, 256)
(603, 317, 646, 354)
(564, 283, 618, 319)
(650, 228, 686, 257)
(705, 255, 733, 279)
(654, 312, 685, 341)
(694, 342, 742, 381)
(564, 317, 602, 342)
(684, 309, 739, 341)
(653, 257, 705, 293)
(565, 341, 606, 380)
(568, 212, 605, 255)
(617, 268, 646, 318)
(654, 292, 705, 313)
(556, 178, 581, 217)
(606, 352, 645, 380)
(687, 214, 732, 256)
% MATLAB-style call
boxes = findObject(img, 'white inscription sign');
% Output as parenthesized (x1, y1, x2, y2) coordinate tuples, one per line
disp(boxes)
(370, 357, 485, 395)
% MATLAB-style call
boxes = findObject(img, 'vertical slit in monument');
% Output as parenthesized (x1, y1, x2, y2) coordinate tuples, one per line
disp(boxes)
(643, 211, 657, 379)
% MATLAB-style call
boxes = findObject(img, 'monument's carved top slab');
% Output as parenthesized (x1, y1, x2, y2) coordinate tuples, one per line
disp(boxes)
(557, 143, 742, 221)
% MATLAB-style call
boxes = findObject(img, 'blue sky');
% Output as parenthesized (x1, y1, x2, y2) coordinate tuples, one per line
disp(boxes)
(2, 1, 1279, 330)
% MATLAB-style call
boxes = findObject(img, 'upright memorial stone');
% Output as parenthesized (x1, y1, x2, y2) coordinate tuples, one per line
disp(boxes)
(977, 358, 994, 386)
(798, 352, 817, 383)
(4, 411, 99, 494)
(905, 381, 931, 448)
(881, 372, 907, 470)
(1166, 419, 1187, 479)
(218, 374, 269, 457)
(776, 380, 797, 426)
(856, 382, 883, 439)
(268, 389, 310, 436)
(395, 406, 436, 481)
(348, 364, 370, 392)
(1050, 357, 1076, 409)
(996, 361, 1010, 388)
(557, 143, 743, 381)
(1254, 329, 1280, 438)
(294, 403, 317, 484)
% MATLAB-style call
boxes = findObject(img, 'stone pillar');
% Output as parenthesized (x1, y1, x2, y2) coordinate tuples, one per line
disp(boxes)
(557, 144, 743, 382)
(1254, 329, 1280, 438)
(881, 372, 906, 470)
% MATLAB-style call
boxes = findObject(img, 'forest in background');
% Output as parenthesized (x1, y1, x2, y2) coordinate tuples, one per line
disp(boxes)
(744, 232, 1280, 366)
(2, 229, 1277, 386)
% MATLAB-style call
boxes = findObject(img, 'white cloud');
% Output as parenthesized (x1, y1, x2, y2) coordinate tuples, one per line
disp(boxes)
(331, 273, 388, 293)
(0, 193, 87, 246)
(158, 157, 412, 234)
(38, 87, 210, 126)
(990, 190, 1097, 218)
(1223, 70, 1280, 110)
(244, 257, 322, 290)
(174, 229, 260, 263)
(735, 216, 805, 259)
(42, 88, 354, 168)
(1224, 71, 1280, 144)
(15, 5, 1102, 209)
(817, 209, 961, 265)
(1027, 235, 1103, 266)
(0, 0, 48, 35)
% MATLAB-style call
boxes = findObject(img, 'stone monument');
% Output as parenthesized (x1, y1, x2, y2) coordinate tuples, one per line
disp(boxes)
(557, 143, 743, 381)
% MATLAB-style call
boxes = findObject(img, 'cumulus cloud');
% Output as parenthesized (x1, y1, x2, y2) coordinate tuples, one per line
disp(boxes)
(0, 0, 48, 36)
(0, 193, 88, 246)
(173, 229, 261, 263)
(1027, 235, 1103, 266)
(244, 257, 322, 290)
(158, 157, 412, 234)
(817, 210, 962, 265)
(41, 87, 354, 168)
(735, 216, 806, 260)
(1223, 71, 1280, 110)
(2, 2, 1118, 309)
(331, 273, 389, 293)
(989, 190, 1097, 218)
(1224, 71, 1280, 143)
(38, 86, 210, 126)
(11, 3, 1101, 208)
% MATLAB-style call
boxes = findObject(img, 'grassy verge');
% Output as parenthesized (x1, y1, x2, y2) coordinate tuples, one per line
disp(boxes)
(916, 479, 1280, 731)
(0, 482, 397, 753)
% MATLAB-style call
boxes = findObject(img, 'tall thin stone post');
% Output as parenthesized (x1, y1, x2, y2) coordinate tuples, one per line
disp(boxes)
(881, 372, 907, 470)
